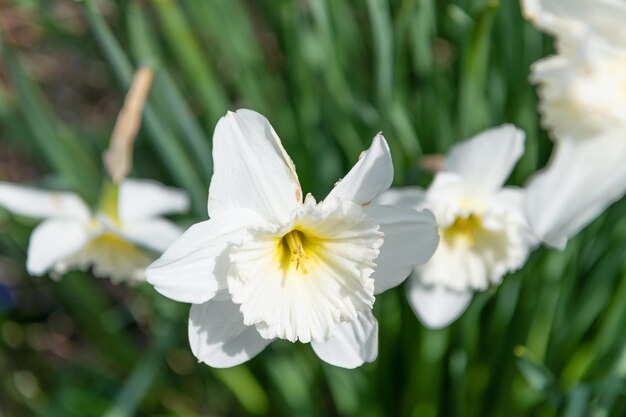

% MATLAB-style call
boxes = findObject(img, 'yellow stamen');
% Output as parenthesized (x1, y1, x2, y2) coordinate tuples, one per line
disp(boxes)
(442, 214, 482, 247)
(279, 229, 310, 274)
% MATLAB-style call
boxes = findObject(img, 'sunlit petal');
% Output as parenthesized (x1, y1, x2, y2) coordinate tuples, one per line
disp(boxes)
(147, 209, 263, 304)
(326, 134, 393, 205)
(208, 109, 302, 223)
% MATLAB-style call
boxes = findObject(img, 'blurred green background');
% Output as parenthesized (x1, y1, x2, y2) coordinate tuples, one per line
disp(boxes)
(1, 0, 626, 416)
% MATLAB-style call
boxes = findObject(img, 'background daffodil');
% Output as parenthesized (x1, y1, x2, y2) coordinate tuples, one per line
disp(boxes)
(523, 0, 626, 248)
(377, 126, 536, 328)
(0, 179, 188, 283)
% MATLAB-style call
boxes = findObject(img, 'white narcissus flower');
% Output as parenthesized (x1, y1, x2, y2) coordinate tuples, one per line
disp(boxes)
(146, 109, 439, 369)
(0, 179, 189, 284)
(522, 0, 626, 248)
(377, 126, 536, 329)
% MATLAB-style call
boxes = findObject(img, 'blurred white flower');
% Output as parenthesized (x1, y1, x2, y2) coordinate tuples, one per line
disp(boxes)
(377, 126, 536, 329)
(147, 109, 439, 369)
(0, 179, 189, 284)
(522, 0, 626, 248)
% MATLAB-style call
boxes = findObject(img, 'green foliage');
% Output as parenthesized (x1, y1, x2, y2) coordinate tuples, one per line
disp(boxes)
(0, 0, 625, 416)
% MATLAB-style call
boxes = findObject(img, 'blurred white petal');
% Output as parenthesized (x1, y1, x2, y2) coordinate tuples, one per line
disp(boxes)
(407, 278, 473, 329)
(58, 230, 152, 285)
(365, 205, 439, 294)
(373, 186, 426, 210)
(523, 0, 626, 141)
(446, 125, 525, 196)
(522, 0, 626, 44)
(119, 179, 189, 222)
(311, 310, 378, 369)
(0, 182, 90, 221)
(27, 219, 89, 276)
(120, 218, 184, 252)
(526, 135, 626, 248)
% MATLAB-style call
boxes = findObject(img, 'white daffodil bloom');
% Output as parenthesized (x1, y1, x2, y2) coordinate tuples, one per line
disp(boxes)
(147, 109, 439, 369)
(522, 0, 626, 248)
(0, 179, 189, 283)
(377, 126, 536, 329)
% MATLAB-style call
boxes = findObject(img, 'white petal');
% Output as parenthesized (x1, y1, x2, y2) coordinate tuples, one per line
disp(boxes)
(0, 182, 90, 221)
(526, 135, 626, 249)
(146, 209, 262, 304)
(120, 219, 184, 252)
(119, 179, 190, 222)
(311, 310, 378, 369)
(27, 219, 90, 276)
(373, 186, 426, 210)
(407, 278, 473, 329)
(189, 299, 272, 368)
(522, 0, 626, 42)
(521, 0, 583, 36)
(446, 125, 525, 196)
(325, 133, 393, 205)
(423, 173, 467, 221)
(365, 205, 439, 295)
(208, 109, 301, 224)
(58, 230, 153, 284)
(493, 187, 540, 248)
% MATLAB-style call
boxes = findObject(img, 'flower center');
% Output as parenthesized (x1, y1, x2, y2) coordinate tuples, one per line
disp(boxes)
(92, 232, 139, 252)
(442, 214, 482, 247)
(59, 231, 151, 283)
(227, 201, 382, 343)
(279, 229, 311, 274)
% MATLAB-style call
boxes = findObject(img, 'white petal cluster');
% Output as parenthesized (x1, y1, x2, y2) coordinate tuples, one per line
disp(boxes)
(523, 0, 626, 248)
(377, 126, 536, 328)
(0, 179, 189, 283)
(147, 109, 439, 368)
